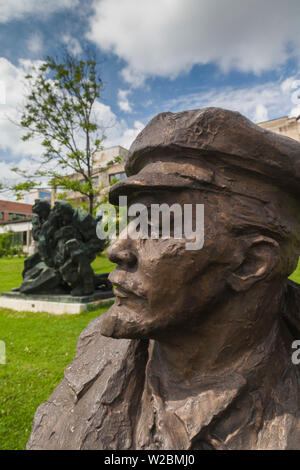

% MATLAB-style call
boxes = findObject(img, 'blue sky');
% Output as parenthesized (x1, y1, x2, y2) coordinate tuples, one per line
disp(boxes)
(0, 0, 300, 190)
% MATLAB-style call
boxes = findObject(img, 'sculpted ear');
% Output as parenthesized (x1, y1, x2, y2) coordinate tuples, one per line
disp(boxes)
(227, 236, 280, 292)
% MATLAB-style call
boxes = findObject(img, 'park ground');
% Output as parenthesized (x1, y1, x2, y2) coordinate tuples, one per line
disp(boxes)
(0, 255, 299, 450)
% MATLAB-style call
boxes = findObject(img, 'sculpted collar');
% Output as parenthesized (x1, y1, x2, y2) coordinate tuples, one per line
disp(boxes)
(135, 327, 300, 450)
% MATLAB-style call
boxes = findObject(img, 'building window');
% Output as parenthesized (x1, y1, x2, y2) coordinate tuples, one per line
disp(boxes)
(8, 213, 27, 221)
(109, 172, 126, 183)
(38, 191, 51, 199)
(0, 211, 4, 220)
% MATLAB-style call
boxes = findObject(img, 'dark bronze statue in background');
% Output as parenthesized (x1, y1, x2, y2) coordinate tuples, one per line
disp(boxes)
(27, 108, 300, 449)
(18, 200, 111, 296)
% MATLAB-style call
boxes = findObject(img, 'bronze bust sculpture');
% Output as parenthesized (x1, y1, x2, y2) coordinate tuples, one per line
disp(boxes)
(27, 108, 300, 450)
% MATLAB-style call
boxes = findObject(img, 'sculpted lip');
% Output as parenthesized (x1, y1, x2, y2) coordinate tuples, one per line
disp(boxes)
(114, 285, 130, 298)
(110, 277, 146, 300)
(112, 281, 139, 298)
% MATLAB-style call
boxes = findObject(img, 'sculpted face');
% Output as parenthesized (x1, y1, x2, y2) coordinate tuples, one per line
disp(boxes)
(100, 189, 234, 340)
(52, 201, 74, 225)
(32, 199, 51, 220)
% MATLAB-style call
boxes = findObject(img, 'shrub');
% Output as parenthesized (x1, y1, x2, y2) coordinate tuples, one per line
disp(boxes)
(0, 233, 24, 257)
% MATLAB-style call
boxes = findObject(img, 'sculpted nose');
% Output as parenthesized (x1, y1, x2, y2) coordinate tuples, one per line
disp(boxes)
(107, 239, 137, 268)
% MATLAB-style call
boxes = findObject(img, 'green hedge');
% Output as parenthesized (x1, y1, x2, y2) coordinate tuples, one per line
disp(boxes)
(0, 233, 24, 257)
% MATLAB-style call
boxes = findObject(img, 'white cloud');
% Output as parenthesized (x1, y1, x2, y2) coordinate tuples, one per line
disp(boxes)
(0, 160, 19, 182)
(0, 57, 45, 160)
(117, 89, 132, 113)
(0, 0, 79, 22)
(120, 67, 146, 89)
(87, 0, 300, 87)
(162, 78, 300, 124)
(280, 77, 300, 118)
(114, 120, 144, 149)
(253, 104, 268, 123)
(0, 160, 19, 200)
(62, 34, 83, 57)
(92, 99, 144, 147)
(26, 32, 43, 56)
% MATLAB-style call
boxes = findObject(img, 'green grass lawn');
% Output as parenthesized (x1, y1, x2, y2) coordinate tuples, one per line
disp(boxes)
(0, 253, 115, 450)
(290, 258, 300, 284)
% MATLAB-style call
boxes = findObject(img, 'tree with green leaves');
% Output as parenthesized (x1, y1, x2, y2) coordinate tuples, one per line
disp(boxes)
(13, 52, 106, 215)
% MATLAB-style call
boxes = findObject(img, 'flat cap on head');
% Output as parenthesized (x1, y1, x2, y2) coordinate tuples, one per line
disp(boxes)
(109, 107, 300, 205)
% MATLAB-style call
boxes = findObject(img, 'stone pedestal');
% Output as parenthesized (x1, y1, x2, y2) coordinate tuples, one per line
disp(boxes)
(0, 290, 114, 315)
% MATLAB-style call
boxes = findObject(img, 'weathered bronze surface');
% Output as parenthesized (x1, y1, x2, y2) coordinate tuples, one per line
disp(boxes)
(27, 108, 300, 449)
(16, 200, 111, 297)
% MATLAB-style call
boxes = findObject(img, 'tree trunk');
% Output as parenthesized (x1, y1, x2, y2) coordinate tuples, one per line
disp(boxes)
(89, 194, 94, 215)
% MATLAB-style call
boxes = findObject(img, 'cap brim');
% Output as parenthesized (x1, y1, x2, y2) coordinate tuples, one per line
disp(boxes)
(109, 160, 217, 204)
(109, 172, 206, 205)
